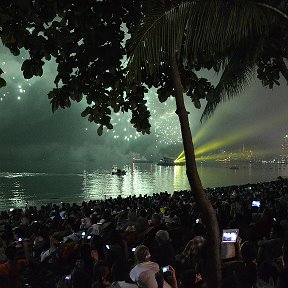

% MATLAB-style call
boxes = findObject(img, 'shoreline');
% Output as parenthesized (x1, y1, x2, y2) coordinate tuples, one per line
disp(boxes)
(1, 176, 287, 215)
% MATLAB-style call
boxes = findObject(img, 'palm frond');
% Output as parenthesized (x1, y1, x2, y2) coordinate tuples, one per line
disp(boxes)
(126, 0, 287, 84)
(126, 0, 190, 83)
(200, 37, 263, 121)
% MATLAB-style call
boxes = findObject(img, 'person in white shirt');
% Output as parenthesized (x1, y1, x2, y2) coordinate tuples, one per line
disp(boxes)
(129, 245, 174, 288)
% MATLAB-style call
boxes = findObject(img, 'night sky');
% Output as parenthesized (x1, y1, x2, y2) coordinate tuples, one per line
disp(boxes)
(0, 45, 287, 172)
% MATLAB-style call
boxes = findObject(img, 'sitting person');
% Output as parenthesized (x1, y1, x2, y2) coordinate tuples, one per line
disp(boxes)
(276, 240, 288, 288)
(142, 213, 167, 249)
(151, 230, 176, 268)
(110, 259, 138, 288)
(92, 260, 111, 288)
(0, 237, 7, 264)
(40, 234, 61, 263)
(72, 243, 99, 288)
(257, 223, 285, 265)
(222, 241, 257, 288)
(176, 236, 207, 274)
(0, 241, 30, 288)
(129, 245, 173, 288)
(80, 210, 92, 230)
(63, 223, 81, 243)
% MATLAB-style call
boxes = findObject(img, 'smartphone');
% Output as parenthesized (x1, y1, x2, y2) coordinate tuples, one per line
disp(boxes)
(81, 231, 86, 238)
(132, 247, 136, 252)
(106, 245, 111, 250)
(196, 218, 200, 223)
(252, 200, 260, 208)
(222, 229, 239, 243)
(65, 275, 72, 281)
(162, 266, 169, 273)
(18, 238, 23, 242)
(87, 235, 92, 240)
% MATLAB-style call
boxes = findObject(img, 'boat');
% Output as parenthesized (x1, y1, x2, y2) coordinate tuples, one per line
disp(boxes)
(112, 169, 126, 176)
(132, 156, 153, 163)
(229, 166, 239, 170)
(157, 157, 175, 166)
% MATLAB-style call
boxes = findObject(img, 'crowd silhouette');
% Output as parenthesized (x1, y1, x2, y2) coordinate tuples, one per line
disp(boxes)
(1, 177, 288, 288)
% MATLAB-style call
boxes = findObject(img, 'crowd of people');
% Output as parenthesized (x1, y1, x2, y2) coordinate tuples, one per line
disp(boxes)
(1, 177, 288, 288)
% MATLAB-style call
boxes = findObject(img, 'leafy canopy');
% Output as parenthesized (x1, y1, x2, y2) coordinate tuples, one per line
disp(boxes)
(0, 0, 288, 134)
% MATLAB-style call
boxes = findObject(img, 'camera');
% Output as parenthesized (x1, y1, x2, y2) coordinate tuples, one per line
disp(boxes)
(222, 229, 239, 243)
(162, 266, 169, 273)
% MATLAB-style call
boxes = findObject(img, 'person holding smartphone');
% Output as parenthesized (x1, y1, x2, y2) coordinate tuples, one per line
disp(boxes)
(129, 245, 173, 288)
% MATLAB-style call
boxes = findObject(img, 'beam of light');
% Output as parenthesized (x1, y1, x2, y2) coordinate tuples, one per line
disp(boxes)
(176, 109, 288, 163)
(193, 116, 222, 146)
(175, 151, 185, 161)
(194, 148, 281, 162)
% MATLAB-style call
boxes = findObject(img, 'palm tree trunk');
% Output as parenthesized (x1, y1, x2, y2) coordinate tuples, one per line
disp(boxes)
(170, 57, 222, 288)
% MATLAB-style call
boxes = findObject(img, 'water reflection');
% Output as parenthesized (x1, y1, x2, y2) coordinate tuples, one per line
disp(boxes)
(0, 163, 288, 211)
(10, 179, 26, 208)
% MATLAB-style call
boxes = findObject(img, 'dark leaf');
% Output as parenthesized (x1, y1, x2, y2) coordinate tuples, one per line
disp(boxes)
(0, 78, 7, 88)
(52, 100, 59, 113)
(97, 125, 103, 136)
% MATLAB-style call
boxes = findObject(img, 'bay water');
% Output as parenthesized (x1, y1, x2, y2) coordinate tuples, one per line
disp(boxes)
(0, 162, 288, 212)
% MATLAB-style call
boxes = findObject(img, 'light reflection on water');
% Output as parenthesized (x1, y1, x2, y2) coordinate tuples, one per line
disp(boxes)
(0, 163, 288, 211)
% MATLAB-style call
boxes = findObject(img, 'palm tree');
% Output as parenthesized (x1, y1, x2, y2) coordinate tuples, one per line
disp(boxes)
(126, 1, 288, 287)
